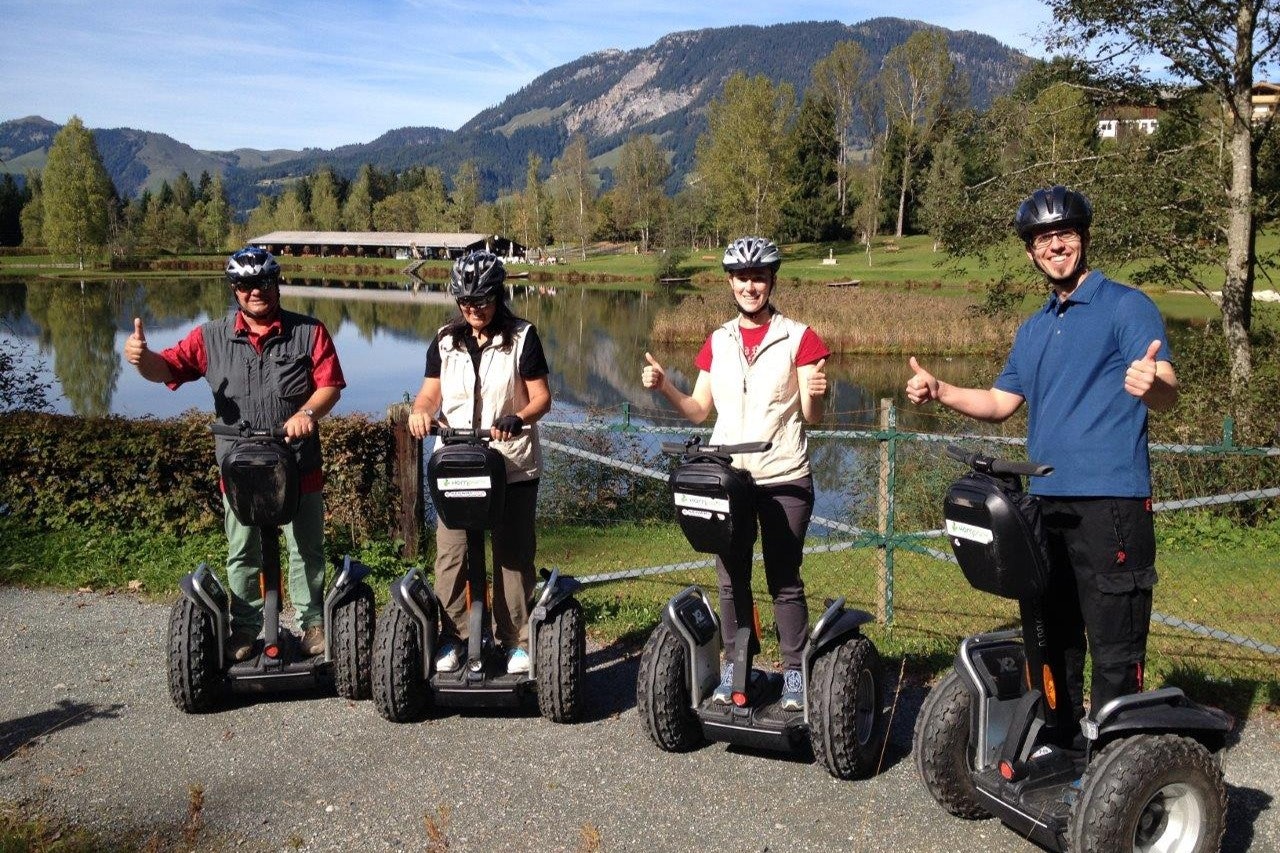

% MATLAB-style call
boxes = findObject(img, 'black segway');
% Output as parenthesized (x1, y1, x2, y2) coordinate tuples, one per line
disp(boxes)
(636, 436, 887, 780)
(914, 445, 1230, 852)
(372, 426, 584, 724)
(166, 422, 376, 712)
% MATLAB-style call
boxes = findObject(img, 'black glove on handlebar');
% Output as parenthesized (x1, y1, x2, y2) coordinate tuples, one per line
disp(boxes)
(494, 414, 524, 436)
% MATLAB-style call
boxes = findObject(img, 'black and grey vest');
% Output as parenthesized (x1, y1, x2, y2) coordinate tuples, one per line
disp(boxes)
(202, 309, 322, 473)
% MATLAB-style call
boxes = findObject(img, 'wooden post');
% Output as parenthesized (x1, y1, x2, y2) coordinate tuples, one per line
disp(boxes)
(388, 402, 422, 560)
(876, 397, 891, 623)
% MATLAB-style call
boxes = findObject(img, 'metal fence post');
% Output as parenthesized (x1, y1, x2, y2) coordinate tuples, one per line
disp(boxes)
(876, 398, 897, 624)
(387, 402, 422, 559)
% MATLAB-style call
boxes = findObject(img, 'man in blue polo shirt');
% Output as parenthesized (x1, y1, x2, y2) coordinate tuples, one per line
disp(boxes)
(904, 185, 1178, 724)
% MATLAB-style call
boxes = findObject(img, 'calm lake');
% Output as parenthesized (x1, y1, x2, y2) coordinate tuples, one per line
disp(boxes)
(0, 276, 1002, 431)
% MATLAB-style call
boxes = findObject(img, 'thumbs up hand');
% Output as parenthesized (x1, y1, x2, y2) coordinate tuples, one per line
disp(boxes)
(124, 317, 149, 365)
(905, 356, 940, 405)
(1124, 340, 1162, 399)
(806, 358, 828, 397)
(642, 351, 666, 391)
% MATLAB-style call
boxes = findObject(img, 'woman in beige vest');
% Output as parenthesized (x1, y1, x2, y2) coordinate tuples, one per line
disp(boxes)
(641, 236, 829, 711)
(407, 251, 552, 675)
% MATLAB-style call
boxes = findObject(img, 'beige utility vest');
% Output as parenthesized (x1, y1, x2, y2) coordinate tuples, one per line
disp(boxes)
(706, 311, 811, 485)
(437, 321, 542, 483)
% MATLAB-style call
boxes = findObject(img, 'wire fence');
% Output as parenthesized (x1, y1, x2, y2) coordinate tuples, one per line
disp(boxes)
(529, 402, 1280, 689)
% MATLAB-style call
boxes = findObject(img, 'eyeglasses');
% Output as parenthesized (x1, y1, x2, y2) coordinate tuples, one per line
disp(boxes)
(232, 279, 278, 293)
(457, 296, 496, 310)
(1030, 229, 1082, 250)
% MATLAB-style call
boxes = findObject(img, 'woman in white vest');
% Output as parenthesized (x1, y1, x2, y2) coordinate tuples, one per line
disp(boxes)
(641, 236, 830, 711)
(407, 251, 552, 675)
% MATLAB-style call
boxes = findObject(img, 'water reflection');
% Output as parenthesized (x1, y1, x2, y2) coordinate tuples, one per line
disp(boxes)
(0, 276, 1005, 426)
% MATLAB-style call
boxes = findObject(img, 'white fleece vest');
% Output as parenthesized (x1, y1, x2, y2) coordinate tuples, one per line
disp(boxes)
(437, 320, 542, 483)
(707, 312, 811, 485)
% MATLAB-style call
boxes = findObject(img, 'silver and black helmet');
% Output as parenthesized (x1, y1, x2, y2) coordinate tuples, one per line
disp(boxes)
(1014, 186, 1093, 241)
(722, 236, 781, 273)
(225, 247, 281, 286)
(449, 251, 507, 302)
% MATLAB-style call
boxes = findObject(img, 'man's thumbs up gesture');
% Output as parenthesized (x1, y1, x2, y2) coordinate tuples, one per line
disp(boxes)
(1124, 339, 1162, 400)
(124, 317, 148, 365)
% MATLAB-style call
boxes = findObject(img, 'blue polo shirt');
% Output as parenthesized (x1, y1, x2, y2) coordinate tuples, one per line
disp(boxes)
(993, 270, 1170, 498)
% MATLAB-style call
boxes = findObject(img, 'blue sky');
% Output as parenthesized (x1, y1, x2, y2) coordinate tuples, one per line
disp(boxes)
(2, 0, 1053, 152)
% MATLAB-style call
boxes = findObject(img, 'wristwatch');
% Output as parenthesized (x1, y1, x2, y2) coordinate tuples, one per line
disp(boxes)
(302, 408, 316, 421)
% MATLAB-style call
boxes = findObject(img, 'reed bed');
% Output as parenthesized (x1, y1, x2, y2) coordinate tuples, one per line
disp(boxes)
(649, 283, 1022, 355)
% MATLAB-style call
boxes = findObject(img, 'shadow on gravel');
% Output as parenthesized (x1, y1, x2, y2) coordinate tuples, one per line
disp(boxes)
(582, 641, 641, 722)
(0, 698, 124, 760)
(1223, 784, 1273, 853)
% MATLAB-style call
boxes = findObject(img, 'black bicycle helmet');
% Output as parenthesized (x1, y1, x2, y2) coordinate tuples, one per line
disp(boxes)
(722, 236, 782, 273)
(225, 247, 281, 285)
(1014, 186, 1093, 241)
(449, 251, 507, 301)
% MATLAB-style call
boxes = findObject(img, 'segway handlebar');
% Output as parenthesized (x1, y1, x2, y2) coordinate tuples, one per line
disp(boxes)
(430, 425, 492, 442)
(945, 444, 1053, 478)
(210, 422, 288, 440)
(660, 437, 773, 458)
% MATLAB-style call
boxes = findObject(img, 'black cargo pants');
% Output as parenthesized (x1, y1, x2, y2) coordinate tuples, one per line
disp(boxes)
(1039, 496, 1157, 721)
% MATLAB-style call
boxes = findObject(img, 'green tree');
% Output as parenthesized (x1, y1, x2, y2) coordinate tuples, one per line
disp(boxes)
(412, 167, 452, 231)
(41, 116, 116, 269)
(550, 135, 597, 260)
(373, 190, 419, 231)
(811, 41, 870, 217)
(309, 168, 343, 231)
(19, 171, 43, 248)
(611, 134, 670, 252)
(695, 72, 796, 237)
(780, 90, 843, 242)
(274, 186, 311, 231)
(878, 30, 958, 238)
(1044, 0, 1280, 394)
(451, 160, 480, 232)
(197, 172, 232, 251)
(520, 154, 546, 251)
(0, 174, 29, 246)
(342, 165, 378, 231)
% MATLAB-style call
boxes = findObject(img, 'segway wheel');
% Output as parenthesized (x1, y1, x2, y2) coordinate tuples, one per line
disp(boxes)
(371, 599, 431, 722)
(166, 597, 223, 713)
(636, 622, 704, 752)
(913, 669, 991, 819)
(331, 581, 375, 700)
(535, 599, 586, 723)
(1069, 734, 1226, 853)
(809, 634, 886, 780)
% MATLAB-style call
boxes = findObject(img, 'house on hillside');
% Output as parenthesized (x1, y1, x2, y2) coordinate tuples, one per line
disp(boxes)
(1253, 82, 1280, 123)
(1096, 106, 1160, 139)
(248, 231, 525, 261)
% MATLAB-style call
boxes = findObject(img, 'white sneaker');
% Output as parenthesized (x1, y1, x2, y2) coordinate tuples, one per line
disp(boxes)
(435, 639, 463, 673)
(506, 646, 530, 674)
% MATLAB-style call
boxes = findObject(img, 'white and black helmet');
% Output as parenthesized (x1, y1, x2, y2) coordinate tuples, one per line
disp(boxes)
(1014, 186, 1093, 242)
(225, 247, 281, 286)
(449, 251, 507, 302)
(722, 236, 781, 273)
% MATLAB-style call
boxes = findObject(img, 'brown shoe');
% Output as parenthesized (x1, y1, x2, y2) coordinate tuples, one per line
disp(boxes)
(229, 632, 257, 662)
(301, 625, 325, 657)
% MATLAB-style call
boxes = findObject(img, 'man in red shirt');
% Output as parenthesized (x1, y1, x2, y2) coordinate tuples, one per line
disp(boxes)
(124, 248, 345, 661)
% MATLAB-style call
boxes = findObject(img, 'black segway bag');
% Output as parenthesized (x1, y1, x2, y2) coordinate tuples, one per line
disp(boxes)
(428, 442, 507, 531)
(669, 454, 756, 555)
(943, 471, 1048, 600)
(221, 437, 300, 528)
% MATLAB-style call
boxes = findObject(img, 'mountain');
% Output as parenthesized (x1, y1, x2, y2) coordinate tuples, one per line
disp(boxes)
(0, 114, 305, 199)
(1, 18, 1032, 206)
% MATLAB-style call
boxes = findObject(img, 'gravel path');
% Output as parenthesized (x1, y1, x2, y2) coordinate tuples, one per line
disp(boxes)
(1, 586, 1275, 852)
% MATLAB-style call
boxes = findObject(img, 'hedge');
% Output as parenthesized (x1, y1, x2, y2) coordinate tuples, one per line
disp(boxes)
(0, 412, 398, 548)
